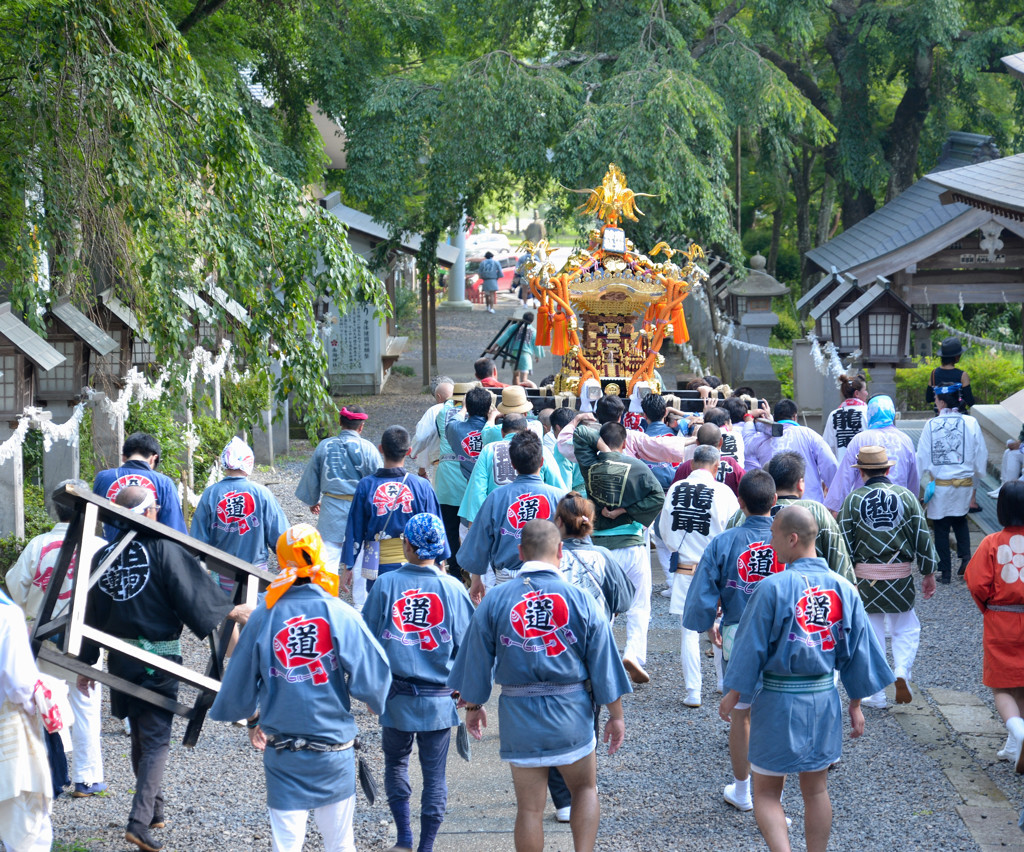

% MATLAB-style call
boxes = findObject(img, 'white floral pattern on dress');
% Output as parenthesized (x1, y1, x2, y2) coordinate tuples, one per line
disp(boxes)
(996, 534, 1024, 583)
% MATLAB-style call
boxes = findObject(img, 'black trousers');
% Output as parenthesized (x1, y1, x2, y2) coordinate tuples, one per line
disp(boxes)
(439, 503, 463, 580)
(127, 705, 174, 828)
(933, 514, 971, 577)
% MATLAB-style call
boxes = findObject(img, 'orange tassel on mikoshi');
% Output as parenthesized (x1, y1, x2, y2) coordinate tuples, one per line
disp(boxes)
(671, 305, 689, 344)
(536, 303, 551, 346)
(550, 312, 569, 356)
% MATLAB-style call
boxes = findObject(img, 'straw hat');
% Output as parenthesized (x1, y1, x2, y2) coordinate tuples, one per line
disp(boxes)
(851, 445, 893, 469)
(497, 385, 533, 415)
(451, 381, 478, 403)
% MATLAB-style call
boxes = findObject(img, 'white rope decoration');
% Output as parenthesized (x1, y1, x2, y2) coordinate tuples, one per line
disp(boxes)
(808, 332, 861, 380)
(0, 418, 31, 465)
(937, 322, 1023, 353)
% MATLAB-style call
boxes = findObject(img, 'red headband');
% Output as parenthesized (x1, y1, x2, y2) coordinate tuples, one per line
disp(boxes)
(339, 406, 368, 421)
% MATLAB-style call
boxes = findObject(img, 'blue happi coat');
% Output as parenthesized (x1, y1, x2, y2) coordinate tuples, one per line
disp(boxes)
(458, 474, 567, 576)
(190, 476, 288, 567)
(447, 564, 632, 761)
(93, 460, 187, 540)
(458, 436, 567, 523)
(294, 430, 382, 542)
(341, 469, 449, 568)
(210, 584, 391, 810)
(362, 562, 474, 731)
(682, 515, 783, 632)
(723, 557, 893, 774)
(435, 404, 487, 507)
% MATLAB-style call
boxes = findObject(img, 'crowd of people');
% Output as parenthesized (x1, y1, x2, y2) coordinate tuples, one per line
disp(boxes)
(2, 334, 1024, 852)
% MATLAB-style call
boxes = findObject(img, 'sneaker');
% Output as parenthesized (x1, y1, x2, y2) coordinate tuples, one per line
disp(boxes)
(71, 782, 107, 797)
(622, 657, 650, 684)
(555, 806, 571, 823)
(861, 693, 888, 709)
(683, 690, 701, 708)
(660, 588, 672, 598)
(723, 782, 753, 811)
(125, 823, 164, 852)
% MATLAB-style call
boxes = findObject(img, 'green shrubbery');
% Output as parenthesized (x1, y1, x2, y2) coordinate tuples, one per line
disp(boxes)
(895, 351, 1024, 410)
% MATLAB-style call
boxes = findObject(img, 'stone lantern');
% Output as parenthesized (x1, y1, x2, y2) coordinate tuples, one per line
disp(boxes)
(725, 254, 790, 399)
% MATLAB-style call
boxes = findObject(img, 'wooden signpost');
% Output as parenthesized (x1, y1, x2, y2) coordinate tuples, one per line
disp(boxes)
(30, 483, 274, 747)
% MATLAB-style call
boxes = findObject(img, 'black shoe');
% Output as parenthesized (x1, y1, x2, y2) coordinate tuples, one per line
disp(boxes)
(938, 573, 951, 585)
(957, 557, 969, 576)
(126, 822, 164, 852)
(150, 816, 165, 830)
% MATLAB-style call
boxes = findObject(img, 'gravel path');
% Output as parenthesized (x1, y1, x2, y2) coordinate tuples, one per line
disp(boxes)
(48, 301, 1022, 851)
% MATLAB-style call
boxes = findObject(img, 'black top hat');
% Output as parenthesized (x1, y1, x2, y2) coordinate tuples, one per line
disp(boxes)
(939, 337, 963, 360)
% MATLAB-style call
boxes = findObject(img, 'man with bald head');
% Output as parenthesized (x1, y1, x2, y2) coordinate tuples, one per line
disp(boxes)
(411, 376, 455, 482)
(720, 505, 892, 852)
(672, 422, 745, 497)
(79, 485, 254, 852)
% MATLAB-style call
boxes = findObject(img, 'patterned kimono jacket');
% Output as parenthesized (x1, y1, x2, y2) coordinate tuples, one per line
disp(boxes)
(458, 436, 567, 524)
(458, 474, 567, 577)
(447, 563, 632, 762)
(341, 468, 449, 570)
(295, 430, 382, 543)
(93, 460, 187, 540)
(191, 476, 288, 570)
(726, 496, 855, 583)
(965, 526, 1024, 688)
(435, 404, 487, 508)
(724, 557, 893, 774)
(559, 537, 637, 621)
(823, 399, 867, 462)
(361, 563, 474, 731)
(209, 585, 391, 810)
(916, 409, 988, 520)
(682, 514, 783, 633)
(837, 476, 938, 614)
(824, 426, 919, 513)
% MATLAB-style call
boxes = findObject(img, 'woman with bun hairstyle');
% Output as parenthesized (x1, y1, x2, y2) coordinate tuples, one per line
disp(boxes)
(823, 373, 868, 462)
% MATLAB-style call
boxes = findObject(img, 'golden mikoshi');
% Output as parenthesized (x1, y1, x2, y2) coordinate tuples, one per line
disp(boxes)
(524, 164, 708, 396)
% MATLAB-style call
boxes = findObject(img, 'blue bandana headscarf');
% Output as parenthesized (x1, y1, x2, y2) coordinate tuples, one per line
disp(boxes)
(403, 513, 447, 559)
(867, 395, 896, 430)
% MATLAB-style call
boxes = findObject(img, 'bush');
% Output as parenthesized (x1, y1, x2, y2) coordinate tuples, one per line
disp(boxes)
(772, 310, 803, 343)
(895, 351, 1024, 410)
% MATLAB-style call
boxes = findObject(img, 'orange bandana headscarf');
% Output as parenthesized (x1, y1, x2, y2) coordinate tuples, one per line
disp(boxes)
(266, 524, 339, 608)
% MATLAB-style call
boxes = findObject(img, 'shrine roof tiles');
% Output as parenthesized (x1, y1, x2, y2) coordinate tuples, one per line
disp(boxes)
(0, 302, 66, 371)
(926, 153, 1024, 220)
(97, 289, 142, 334)
(806, 132, 1000, 275)
(1002, 51, 1024, 83)
(809, 281, 855, 321)
(50, 299, 118, 356)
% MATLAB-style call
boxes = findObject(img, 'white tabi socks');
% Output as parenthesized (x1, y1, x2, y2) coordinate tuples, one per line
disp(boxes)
(999, 716, 1024, 762)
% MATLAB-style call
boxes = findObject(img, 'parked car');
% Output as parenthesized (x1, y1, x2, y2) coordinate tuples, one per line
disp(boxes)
(466, 232, 513, 255)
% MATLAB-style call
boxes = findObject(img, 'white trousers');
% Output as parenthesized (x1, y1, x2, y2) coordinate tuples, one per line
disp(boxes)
(652, 535, 674, 584)
(614, 544, 652, 666)
(1001, 449, 1024, 485)
(673, 573, 702, 694)
(269, 795, 356, 852)
(323, 541, 367, 610)
(0, 793, 52, 852)
(69, 675, 104, 785)
(868, 610, 920, 682)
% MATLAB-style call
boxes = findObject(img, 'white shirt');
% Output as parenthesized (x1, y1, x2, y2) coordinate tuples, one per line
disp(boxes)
(658, 468, 740, 565)
(916, 409, 988, 519)
(410, 401, 446, 469)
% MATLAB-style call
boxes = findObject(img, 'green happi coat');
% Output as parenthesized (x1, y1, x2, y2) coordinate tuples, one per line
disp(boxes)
(837, 476, 938, 613)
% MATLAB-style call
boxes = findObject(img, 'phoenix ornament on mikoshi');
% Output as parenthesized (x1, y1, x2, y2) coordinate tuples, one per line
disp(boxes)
(525, 164, 708, 396)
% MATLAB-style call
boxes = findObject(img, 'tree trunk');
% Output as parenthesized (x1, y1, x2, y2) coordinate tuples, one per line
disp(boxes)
(883, 48, 934, 201)
(767, 205, 783, 277)
(790, 149, 814, 291)
(815, 173, 835, 247)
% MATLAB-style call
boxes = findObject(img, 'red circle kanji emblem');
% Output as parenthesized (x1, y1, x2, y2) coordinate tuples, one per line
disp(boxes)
(461, 431, 482, 458)
(509, 590, 571, 656)
(506, 493, 552, 530)
(216, 490, 257, 534)
(273, 615, 335, 684)
(391, 589, 446, 651)
(736, 541, 784, 585)
(105, 474, 158, 504)
(795, 586, 843, 651)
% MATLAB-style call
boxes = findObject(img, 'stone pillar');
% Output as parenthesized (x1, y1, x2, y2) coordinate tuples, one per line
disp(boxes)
(737, 310, 782, 401)
(252, 407, 274, 469)
(42, 402, 80, 516)
(866, 363, 898, 401)
(90, 393, 124, 471)
(0, 427, 25, 538)
(440, 214, 473, 311)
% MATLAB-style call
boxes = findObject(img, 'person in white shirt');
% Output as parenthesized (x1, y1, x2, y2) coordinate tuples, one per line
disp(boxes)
(410, 376, 454, 482)
(823, 373, 868, 462)
(658, 445, 740, 707)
